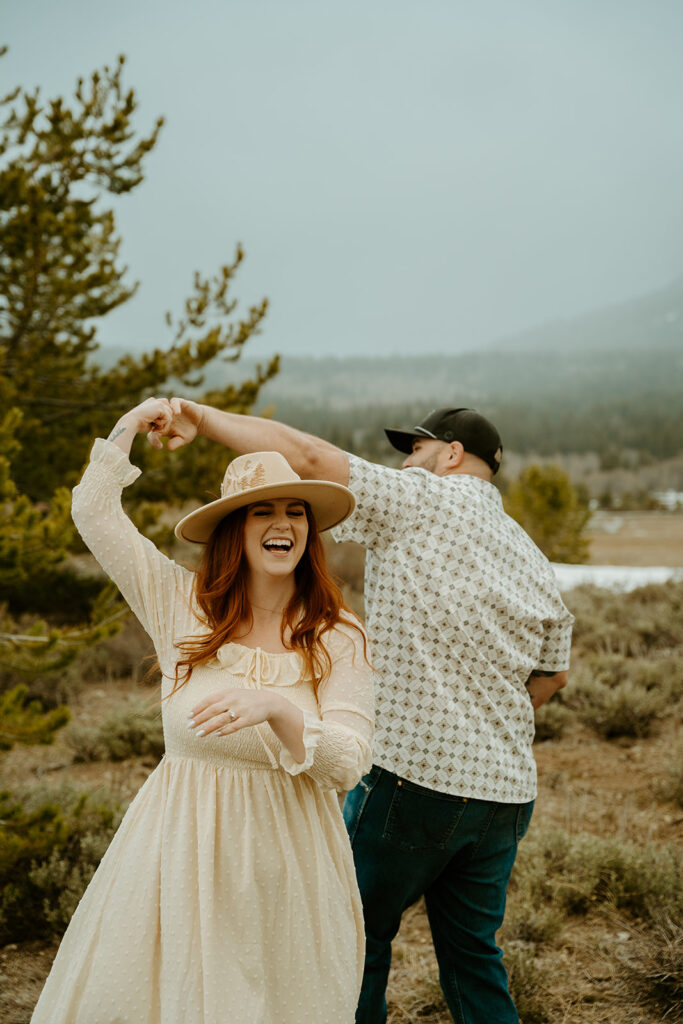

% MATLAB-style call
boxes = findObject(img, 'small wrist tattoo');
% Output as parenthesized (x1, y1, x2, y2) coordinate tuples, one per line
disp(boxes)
(108, 426, 127, 442)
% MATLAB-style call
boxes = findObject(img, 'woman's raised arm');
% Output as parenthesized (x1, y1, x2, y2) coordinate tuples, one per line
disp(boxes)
(107, 397, 174, 455)
(72, 402, 191, 660)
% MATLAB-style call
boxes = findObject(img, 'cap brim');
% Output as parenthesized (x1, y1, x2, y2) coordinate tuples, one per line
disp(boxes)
(384, 426, 436, 454)
(175, 480, 356, 544)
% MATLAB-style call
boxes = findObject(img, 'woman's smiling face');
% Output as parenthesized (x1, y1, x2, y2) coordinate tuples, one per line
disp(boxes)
(242, 498, 309, 581)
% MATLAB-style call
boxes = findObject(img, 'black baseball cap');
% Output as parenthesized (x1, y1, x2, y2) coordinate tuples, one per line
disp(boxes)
(385, 407, 503, 474)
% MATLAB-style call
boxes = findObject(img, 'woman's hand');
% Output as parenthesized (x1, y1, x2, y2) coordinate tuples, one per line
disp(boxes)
(188, 688, 280, 737)
(188, 687, 306, 763)
(107, 398, 174, 455)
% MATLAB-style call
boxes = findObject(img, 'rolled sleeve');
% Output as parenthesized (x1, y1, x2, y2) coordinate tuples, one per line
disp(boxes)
(537, 605, 574, 672)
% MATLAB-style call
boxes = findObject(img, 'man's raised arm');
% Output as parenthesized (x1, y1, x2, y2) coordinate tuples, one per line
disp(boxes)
(157, 398, 350, 485)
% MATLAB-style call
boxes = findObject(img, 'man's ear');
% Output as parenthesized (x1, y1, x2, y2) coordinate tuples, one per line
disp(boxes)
(447, 441, 465, 466)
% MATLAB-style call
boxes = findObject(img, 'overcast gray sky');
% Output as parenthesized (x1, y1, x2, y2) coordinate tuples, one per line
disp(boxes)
(4, 0, 683, 359)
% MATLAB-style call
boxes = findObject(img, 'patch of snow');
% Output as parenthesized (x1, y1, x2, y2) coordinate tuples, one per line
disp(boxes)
(653, 491, 683, 510)
(552, 563, 683, 592)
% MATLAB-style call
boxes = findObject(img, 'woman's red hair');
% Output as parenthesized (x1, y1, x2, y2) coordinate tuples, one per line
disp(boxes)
(172, 504, 365, 694)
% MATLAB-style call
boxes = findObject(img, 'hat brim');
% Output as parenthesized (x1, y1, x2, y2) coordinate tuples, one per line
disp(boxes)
(175, 480, 356, 544)
(384, 426, 436, 454)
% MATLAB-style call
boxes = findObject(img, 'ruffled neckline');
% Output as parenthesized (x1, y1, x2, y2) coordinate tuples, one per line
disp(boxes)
(209, 641, 305, 686)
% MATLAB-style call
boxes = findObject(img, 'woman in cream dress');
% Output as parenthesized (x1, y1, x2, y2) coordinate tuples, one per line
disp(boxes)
(31, 398, 374, 1024)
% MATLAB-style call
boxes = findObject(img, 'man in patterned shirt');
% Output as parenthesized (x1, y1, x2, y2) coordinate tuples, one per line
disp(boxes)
(157, 400, 574, 1024)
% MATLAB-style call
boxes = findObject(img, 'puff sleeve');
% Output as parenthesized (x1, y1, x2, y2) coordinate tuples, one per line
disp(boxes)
(71, 438, 192, 661)
(279, 621, 375, 792)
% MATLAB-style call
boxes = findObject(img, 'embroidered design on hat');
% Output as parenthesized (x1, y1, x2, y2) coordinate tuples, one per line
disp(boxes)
(221, 458, 267, 497)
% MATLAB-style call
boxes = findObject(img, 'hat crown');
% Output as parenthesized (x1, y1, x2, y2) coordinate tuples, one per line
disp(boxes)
(220, 452, 301, 499)
(175, 450, 354, 544)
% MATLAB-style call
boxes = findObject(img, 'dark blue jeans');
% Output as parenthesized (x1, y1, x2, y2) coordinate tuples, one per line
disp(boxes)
(343, 766, 534, 1024)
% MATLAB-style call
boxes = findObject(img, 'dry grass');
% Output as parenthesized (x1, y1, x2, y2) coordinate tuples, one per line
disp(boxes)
(587, 511, 683, 567)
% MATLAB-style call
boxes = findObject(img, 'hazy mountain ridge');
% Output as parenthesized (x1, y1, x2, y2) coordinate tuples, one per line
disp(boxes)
(485, 275, 683, 354)
(254, 348, 681, 409)
(95, 275, 683, 408)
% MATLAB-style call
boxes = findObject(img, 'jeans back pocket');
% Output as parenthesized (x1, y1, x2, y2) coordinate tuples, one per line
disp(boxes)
(383, 780, 468, 852)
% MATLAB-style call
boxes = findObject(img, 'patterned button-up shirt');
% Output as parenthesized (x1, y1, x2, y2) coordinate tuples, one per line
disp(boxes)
(332, 455, 574, 802)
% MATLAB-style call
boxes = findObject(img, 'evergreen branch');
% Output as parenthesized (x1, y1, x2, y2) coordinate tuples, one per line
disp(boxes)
(0, 607, 128, 648)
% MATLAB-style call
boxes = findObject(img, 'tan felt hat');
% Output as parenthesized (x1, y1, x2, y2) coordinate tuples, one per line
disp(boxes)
(174, 451, 356, 544)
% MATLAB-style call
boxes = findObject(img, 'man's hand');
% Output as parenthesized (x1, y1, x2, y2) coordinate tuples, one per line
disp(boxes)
(146, 397, 204, 451)
(525, 670, 568, 710)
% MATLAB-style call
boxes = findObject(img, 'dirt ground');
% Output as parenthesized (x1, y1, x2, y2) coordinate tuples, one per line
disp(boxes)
(587, 510, 683, 567)
(1, 675, 680, 1024)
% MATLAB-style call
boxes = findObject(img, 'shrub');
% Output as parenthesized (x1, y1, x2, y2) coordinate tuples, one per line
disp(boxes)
(614, 911, 683, 1023)
(561, 834, 681, 918)
(63, 721, 106, 763)
(516, 827, 683, 922)
(507, 830, 568, 944)
(96, 697, 165, 761)
(0, 684, 70, 751)
(503, 463, 591, 564)
(0, 783, 124, 942)
(29, 828, 117, 933)
(3, 566, 105, 624)
(654, 740, 683, 808)
(564, 657, 672, 738)
(504, 946, 551, 1024)
(567, 581, 683, 657)
(64, 698, 164, 763)
(533, 701, 572, 742)
(503, 901, 564, 946)
(632, 654, 683, 702)
(569, 676, 667, 739)
(386, 933, 449, 1023)
(72, 616, 156, 685)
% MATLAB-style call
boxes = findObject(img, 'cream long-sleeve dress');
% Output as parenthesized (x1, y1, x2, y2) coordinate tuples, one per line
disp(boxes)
(31, 439, 374, 1024)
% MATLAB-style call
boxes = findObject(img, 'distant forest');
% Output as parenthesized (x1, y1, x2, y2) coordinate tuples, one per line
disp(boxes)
(249, 349, 683, 465)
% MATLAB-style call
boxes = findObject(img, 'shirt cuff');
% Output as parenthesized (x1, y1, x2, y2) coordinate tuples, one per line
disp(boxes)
(279, 709, 324, 776)
(90, 437, 142, 488)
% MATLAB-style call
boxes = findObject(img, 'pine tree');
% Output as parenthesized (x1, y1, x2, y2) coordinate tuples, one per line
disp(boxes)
(0, 50, 277, 503)
(504, 464, 592, 564)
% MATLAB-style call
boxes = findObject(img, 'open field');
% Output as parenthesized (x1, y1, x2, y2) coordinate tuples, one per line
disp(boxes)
(587, 511, 683, 567)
